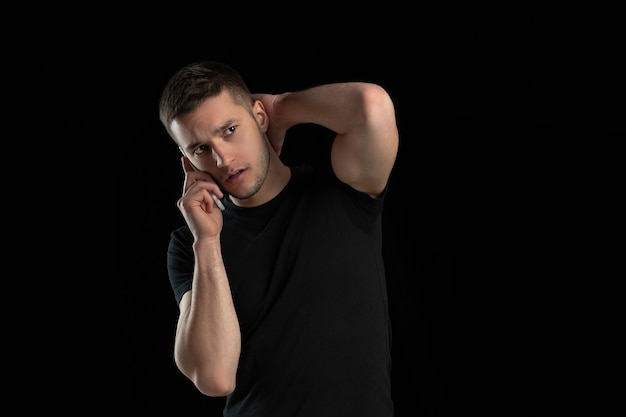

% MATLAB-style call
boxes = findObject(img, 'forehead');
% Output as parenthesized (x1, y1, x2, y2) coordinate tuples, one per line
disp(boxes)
(189, 90, 244, 122)
(171, 90, 248, 143)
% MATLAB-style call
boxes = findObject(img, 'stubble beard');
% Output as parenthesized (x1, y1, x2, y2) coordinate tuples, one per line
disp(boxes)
(229, 130, 271, 201)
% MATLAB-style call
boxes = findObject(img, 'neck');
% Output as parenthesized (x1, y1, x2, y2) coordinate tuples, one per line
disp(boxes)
(230, 155, 291, 208)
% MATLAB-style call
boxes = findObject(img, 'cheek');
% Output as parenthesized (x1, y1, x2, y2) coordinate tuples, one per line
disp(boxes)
(192, 156, 218, 174)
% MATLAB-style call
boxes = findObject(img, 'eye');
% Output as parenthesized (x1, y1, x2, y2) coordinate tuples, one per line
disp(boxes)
(224, 126, 237, 136)
(193, 144, 209, 155)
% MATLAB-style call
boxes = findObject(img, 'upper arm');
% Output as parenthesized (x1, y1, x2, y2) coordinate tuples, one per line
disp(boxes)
(330, 83, 399, 198)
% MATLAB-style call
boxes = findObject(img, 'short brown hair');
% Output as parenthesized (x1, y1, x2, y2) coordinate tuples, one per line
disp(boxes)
(159, 61, 252, 138)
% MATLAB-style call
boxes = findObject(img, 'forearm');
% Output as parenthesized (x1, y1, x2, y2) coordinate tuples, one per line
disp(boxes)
(274, 82, 376, 133)
(174, 238, 241, 396)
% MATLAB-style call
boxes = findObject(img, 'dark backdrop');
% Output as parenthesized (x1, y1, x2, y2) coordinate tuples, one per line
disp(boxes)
(126, 35, 622, 415)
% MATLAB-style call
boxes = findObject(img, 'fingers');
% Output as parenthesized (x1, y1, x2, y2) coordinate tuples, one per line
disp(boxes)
(184, 174, 222, 196)
(198, 189, 224, 213)
(177, 158, 225, 235)
(178, 186, 224, 215)
(181, 157, 222, 194)
(180, 163, 224, 204)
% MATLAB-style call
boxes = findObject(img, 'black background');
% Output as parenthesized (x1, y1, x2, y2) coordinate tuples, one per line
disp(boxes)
(126, 18, 623, 415)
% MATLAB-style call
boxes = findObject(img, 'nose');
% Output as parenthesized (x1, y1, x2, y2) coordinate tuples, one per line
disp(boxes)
(211, 143, 232, 168)
(212, 148, 223, 167)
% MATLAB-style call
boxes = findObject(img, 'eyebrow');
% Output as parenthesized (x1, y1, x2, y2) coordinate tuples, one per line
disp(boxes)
(182, 117, 239, 152)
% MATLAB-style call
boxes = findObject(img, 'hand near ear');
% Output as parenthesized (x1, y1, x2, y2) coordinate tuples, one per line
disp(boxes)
(177, 156, 224, 239)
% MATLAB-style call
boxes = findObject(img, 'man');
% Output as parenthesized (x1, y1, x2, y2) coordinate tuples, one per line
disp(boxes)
(159, 60, 399, 416)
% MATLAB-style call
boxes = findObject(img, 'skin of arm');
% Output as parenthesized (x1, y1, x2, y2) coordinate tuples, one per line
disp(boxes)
(254, 82, 399, 197)
(174, 158, 241, 397)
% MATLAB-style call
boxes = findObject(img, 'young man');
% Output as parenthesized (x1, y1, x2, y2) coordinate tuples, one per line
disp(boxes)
(159, 60, 399, 416)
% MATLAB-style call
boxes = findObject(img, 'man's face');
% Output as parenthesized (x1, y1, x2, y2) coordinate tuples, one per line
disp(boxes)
(172, 90, 270, 200)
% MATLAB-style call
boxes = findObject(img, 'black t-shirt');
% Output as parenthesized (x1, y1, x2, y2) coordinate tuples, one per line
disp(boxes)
(167, 165, 393, 416)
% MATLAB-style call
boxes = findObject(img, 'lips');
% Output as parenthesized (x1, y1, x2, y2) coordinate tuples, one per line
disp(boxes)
(225, 169, 245, 184)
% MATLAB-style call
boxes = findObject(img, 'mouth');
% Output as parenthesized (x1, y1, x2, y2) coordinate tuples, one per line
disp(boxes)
(225, 169, 245, 183)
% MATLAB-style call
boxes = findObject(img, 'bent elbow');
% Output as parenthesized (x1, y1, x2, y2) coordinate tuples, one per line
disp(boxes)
(191, 369, 237, 397)
(174, 346, 238, 397)
(362, 83, 396, 122)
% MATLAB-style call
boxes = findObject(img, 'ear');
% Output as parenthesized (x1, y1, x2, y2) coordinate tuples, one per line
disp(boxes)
(252, 100, 269, 132)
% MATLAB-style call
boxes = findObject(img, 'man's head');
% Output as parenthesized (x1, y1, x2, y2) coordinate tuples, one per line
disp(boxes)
(159, 61, 281, 205)
(159, 61, 253, 138)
